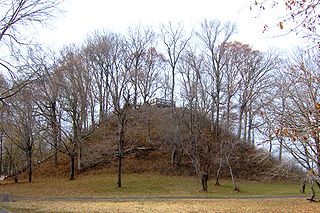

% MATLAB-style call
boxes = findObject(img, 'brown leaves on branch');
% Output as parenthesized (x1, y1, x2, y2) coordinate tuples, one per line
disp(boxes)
(279, 21, 284, 29)
(252, 0, 320, 42)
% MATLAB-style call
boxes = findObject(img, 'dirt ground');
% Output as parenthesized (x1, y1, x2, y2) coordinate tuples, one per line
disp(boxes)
(4, 198, 320, 212)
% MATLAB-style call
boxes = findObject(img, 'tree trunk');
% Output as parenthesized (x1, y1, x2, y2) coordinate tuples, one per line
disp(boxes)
(171, 117, 181, 168)
(117, 117, 125, 188)
(134, 79, 138, 108)
(11, 156, 18, 183)
(315, 136, 320, 178)
(13, 167, 19, 183)
(226, 154, 239, 191)
(117, 127, 123, 188)
(14, 172, 18, 184)
(54, 148, 58, 166)
(315, 178, 320, 189)
(215, 94, 220, 135)
(98, 81, 104, 121)
(248, 109, 253, 144)
(117, 154, 122, 188)
(226, 96, 231, 129)
(237, 105, 245, 140)
(171, 147, 177, 166)
(51, 101, 59, 166)
(279, 137, 283, 161)
(268, 128, 272, 154)
(279, 98, 285, 161)
(301, 179, 307, 193)
(171, 145, 182, 168)
(243, 110, 248, 143)
(70, 154, 75, 180)
(77, 147, 82, 172)
(211, 103, 215, 132)
(308, 178, 315, 201)
(215, 158, 223, 186)
(9, 144, 13, 176)
(201, 172, 209, 191)
(0, 133, 2, 174)
(171, 68, 175, 107)
(38, 141, 43, 162)
(146, 106, 152, 143)
(27, 149, 32, 183)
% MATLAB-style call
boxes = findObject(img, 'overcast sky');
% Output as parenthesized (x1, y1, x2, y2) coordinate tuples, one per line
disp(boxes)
(38, 0, 303, 51)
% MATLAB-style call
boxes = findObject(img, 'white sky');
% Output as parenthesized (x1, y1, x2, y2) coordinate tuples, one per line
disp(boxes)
(38, 0, 305, 52)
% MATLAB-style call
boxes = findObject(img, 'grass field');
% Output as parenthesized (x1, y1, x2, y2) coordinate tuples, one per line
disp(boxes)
(0, 172, 307, 198)
(0, 172, 318, 212)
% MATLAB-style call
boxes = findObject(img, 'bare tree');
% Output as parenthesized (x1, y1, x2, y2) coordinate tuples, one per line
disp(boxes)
(136, 47, 165, 104)
(83, 31, 113, 121)
(126, 25, 157, 107)
(0, 0, 63, 102)
(196, 19, 236, 186)
(2, 140, 22, 182)
(179, 47, 240, 191)
(236, 47, 276, 143)
(0, 74, 9, 174)
(258, 67, 288, 159)
(136, 47, 165, 144)
(179, 49, 214, 191)
(5, 85, 38, 183)
(24, 46, 62, 166)
(160, 22, 191, 168)
(0, 0, 62, 45)
(273, 48, 320, 200)
(106, 33, 132, 188)
(160, 22, 191, 105)
(82, 31, 136, 187)
(196, 19, 236, 134)
(55, 45, 93, 180)
(220, 41, 244, 130)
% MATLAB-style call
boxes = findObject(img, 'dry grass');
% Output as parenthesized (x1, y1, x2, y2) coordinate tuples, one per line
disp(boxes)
(3, 198, 320, 213)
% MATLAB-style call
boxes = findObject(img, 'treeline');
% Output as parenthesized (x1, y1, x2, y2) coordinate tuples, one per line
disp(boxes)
(0, 19, 319, 193)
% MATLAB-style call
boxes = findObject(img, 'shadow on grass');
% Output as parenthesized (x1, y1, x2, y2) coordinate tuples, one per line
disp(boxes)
(0, 180, 30, 186)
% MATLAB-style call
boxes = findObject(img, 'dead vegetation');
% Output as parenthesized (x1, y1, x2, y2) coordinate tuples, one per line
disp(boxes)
(4, 198, 319, 213)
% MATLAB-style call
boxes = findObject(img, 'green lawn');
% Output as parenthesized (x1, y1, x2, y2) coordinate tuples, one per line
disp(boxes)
(0, 172, 311, 199)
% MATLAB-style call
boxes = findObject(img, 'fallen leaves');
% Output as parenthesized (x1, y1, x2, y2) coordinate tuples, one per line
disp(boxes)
(6, 198, 320, 213)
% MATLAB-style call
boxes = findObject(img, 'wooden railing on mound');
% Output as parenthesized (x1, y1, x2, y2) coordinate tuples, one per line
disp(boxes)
(149, 98, 175, 108)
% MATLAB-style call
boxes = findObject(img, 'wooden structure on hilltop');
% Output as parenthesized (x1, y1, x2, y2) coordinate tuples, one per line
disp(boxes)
(150, 98, 175, 108)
